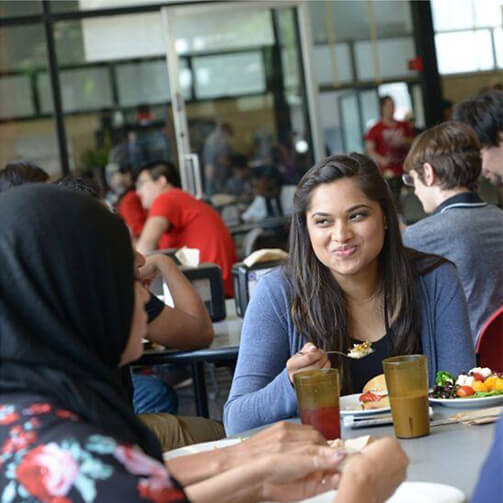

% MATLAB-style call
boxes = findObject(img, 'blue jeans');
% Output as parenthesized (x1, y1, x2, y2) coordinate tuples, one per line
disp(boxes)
(132, 373, 178, 415)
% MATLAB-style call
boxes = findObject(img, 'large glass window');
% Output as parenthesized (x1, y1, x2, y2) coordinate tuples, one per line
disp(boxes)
(50, 0, 166, 13)
(431, 0, 503, 75)
(311, 0, 419, 158)
(116, 59, 191, 106)
(193, 52, 266, 99)
(354, 38, 416, 81)
(38, 66, 114, 114)
(0, 1, 41, 17)
(309, 0, 412, 43)
(435, 30, 495, 74)
(0, 25, 60, 176)
(52, 14, 178, 175)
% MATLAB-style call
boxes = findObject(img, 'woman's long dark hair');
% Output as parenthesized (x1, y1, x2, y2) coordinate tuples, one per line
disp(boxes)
(285, 153, 430, 393)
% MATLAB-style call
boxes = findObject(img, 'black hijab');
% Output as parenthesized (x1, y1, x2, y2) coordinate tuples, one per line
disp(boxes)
(0, 184, 162, 461)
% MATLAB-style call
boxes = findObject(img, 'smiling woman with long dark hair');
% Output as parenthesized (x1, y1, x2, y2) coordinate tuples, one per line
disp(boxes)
(224, 153, 475, 435)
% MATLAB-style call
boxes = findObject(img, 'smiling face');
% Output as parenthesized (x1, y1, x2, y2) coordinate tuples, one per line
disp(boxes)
(306, 177, 386, 283)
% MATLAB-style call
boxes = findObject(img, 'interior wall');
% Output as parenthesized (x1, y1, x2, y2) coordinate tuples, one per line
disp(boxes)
(441, 70, 503, 104)
(0, 118, 60, 176)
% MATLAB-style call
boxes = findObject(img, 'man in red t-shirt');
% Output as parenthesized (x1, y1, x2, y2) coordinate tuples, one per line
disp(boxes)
(117, 190, 147, 239)
(106, 164, 147, 238)
(365, 96, 414, 206)
(136, 161, 237, 297)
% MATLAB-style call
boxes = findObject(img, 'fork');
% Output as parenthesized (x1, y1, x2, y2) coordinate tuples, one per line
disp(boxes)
(297, 349, 375, 359)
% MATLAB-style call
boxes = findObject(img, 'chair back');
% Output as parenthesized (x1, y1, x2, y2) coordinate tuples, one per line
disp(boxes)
(476, 306, 503, 371)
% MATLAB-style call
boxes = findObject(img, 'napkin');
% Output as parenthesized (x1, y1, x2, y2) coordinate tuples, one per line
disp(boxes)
(243, 248, 288, 268)
(450, 406, 503, 425)
(175, 247, 200, 267)
(328, 434, 375, 452)
(328, 435, 376, 473)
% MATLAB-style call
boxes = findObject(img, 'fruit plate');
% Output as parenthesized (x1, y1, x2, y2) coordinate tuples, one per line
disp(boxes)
(340, 393, 390, 416)
(428, 394, 503, 409)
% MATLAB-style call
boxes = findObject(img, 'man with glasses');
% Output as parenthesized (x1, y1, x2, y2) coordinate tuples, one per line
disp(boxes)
(402, 121, 503, 344)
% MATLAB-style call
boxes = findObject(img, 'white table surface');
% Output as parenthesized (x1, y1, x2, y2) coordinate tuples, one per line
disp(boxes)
(235, 406, 496, 499)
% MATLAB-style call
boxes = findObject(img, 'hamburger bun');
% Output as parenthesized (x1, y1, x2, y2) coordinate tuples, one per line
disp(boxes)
(359, 374, 390, 410)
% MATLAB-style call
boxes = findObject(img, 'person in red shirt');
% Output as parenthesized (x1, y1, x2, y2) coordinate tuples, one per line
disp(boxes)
(365, 95, 414, 207)
(136, 161, 237, 297)
(117, 189, 147, 239)
(106, 164, 147, 238)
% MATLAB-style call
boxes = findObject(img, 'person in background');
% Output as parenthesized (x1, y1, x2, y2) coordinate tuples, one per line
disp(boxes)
(0, 184, 409, 503)
(56, 174, 102, 199)
(136, 160, 237, 297)
(402, 121, 503, 344)
(131, 250, 215, 423)
(202, 122, 233, 195)
(441, 99, 454, 122)
(0, 160, 49, 192)
(454, 89, 503, 190)
(225, 153, 253, 203)
(405, 111, 423, 137)
(241, 165, 283, 222)
(106, 163, 147, 239)
(224, 153, 475, 435)
(365, 96, 414, 207)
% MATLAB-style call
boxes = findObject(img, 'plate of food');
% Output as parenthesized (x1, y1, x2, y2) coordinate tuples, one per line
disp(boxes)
(340, 374, 390, 416)
(429, 367, 503, 408)
(163, 438, 242, 460)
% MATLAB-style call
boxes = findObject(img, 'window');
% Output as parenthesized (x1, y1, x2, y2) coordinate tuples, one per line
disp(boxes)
(355, 38, 416, 81)
(39, 67, 113, 113)
(431, 0, 503, 75)
(435, 30, 494, 74)
(0, 25, 59, 176)
(193, 52, 266, 99)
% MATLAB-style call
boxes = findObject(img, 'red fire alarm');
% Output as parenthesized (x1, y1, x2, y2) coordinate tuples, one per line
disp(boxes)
(408, 56, 424, 72)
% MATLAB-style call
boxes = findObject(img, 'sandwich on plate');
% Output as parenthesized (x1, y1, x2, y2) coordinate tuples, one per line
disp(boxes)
(358, 374, 389, 410)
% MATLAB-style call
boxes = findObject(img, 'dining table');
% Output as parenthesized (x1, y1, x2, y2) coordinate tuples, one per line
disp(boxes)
(235, 405, 497, 500)
(136, 299, 242, 418)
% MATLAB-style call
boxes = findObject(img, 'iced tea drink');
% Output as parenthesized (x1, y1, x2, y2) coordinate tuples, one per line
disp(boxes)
(383, 355, 430, 439)
(294, 369, 341, 440)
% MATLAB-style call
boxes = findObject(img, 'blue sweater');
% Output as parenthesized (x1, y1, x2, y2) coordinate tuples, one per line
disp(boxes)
(224, 263, 476, 435)
(471, 414, 503, 502)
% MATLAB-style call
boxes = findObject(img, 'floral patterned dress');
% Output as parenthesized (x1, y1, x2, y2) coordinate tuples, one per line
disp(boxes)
(0, 398, 190, 503)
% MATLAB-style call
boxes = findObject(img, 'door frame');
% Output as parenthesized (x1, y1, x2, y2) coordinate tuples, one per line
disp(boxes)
(160, 0, 324, 195)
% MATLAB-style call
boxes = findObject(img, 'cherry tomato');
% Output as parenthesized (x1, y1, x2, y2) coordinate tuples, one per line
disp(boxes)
(457, 385, 475, 397)
(472, 372, 485, 381)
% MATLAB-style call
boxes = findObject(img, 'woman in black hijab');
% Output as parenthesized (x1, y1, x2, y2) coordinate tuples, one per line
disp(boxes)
(0, 184, 190, 502)
(0, 184, 406, 503)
